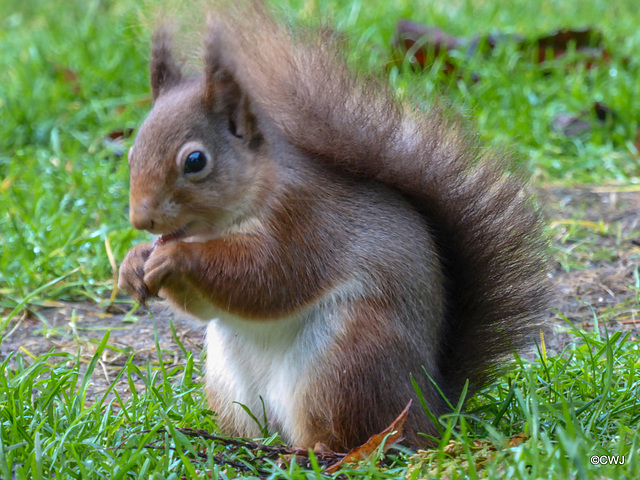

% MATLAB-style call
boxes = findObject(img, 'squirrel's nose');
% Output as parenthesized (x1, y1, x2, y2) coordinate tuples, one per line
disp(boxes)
(130, 204, 156, 231)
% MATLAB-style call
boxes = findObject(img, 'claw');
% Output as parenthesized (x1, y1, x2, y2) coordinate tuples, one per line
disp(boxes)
(137, 285, 150, 306)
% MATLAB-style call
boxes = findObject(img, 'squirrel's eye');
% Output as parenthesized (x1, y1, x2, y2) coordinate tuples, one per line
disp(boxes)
(184, 151, 207, 174)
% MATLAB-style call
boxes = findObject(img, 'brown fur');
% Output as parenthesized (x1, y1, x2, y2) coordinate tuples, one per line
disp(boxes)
(118, 1, 550, 451)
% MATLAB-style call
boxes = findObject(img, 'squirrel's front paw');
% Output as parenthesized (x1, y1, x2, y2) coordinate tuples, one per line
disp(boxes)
(118, 243, 154, 304)
(143, 241, 189, 298)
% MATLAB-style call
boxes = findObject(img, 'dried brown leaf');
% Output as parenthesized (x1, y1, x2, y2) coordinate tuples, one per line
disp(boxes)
(107, 128, 135, 141)
(508, 433, 528, 447)
(533, 28, 602, 63)
(552, 113, 591, 137)
(393, 22, 613, 76)
(53, 65, 81, 94)
(104, 128, 135, 157)
(324, 400, 411, 473)
(594, 102, 616, 122)
(393, 20, 465, 76)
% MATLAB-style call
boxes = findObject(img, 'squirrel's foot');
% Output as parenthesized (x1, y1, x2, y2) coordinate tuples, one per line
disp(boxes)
(143, 241, 190, 298)
(118, 243, 154, 304)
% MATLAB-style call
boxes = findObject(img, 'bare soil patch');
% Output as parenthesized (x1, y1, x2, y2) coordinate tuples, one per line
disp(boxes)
(0, 302, 205, 402)
(540, 186, 640, 354)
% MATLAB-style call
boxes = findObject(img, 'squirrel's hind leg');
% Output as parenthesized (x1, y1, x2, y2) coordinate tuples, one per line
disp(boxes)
(293, 300, 443, 451)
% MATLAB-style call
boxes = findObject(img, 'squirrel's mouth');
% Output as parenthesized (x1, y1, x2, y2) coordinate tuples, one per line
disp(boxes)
(154, 224, 191, 247)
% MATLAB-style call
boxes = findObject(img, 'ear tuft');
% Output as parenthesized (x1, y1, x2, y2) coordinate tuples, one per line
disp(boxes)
(203, 16, 226, 107)
(150, 25, 182, 102)
(203, 16, 262, 148)
(230, 93, 262, 147)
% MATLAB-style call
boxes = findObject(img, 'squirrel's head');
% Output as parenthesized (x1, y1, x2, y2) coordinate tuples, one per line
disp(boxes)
(127, 25, 266, 242)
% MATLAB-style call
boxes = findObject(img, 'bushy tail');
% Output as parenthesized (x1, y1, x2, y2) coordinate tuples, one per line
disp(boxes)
(206, 1, 550, 398)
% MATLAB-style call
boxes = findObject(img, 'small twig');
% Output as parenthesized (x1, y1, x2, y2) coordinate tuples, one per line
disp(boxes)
(173, 427, 346, 461)
(99, 359, 111, 384)
(3, 310, 28, 340)
(105, 235, 119, 305)
(141, 444, 207, 459)
(583, 317, 640, 328)
(141, 443, 270, 476)
(108, 426, 347, 478)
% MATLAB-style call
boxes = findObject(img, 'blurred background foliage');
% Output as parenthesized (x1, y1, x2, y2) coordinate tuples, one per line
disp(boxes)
(1, 0, 639, 309)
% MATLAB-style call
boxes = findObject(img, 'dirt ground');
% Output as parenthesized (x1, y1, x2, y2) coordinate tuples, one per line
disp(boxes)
(539, 186, 640, 351)
(1, 187, 639, 399)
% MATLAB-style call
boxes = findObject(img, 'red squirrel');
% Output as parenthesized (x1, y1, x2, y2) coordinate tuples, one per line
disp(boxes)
(118, 3, 549, 451)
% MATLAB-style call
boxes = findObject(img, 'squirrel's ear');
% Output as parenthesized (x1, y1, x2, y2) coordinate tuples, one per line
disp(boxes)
(228, 91, 261, 147)
(218, 82, 262, 148)
(203, 17, 226, 108)
(204, 19, 262, 147)
(150, 26, 182, 102)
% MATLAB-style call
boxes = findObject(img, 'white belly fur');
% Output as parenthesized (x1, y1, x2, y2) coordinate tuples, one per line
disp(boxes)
(204, 287, 355, 442)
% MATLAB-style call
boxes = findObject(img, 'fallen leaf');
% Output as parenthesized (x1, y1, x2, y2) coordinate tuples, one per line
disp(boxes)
(552, 113, 591, 137)
(508, 432, 528, 447)
(395, 20, 463, 60)
(324, 400, 411, 473)
(53, 65, 81, 94)
(393, 20, 464, 77)
(443, 439, 458, 455)
(552, 102, 617, 138)
(104, 128, 135, 157)
(393, 22, 614, 77)
(533, 28, 603, 63)
(594, 102, 615, 122)
(107, 128, 135, 141)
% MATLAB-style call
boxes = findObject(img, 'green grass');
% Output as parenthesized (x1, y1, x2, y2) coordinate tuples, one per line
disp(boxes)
(1, 0, 639, 306)
(2, 0, 640, 478)
(1, 0, 150, 311)
(2, 321, 640, 478)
